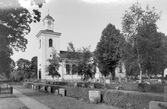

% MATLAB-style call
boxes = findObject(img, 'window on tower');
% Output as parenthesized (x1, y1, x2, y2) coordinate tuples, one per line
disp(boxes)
(39, 39, 41, 48)
(49, 39, 53, 47)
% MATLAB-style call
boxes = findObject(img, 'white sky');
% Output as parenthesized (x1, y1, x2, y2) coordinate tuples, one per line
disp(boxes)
(12, 0, 167, 62)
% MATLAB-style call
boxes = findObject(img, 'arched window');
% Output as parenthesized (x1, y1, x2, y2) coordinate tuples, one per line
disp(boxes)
(66, 64, 70, 74)
(49, 39, 53, 47)
(72, 64, 77, 74)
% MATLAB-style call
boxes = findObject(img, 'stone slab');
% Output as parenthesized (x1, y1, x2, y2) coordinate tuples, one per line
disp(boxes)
(47, 86, 51, 93)
(105, 79, 111, 84)
(59, 88, 66, 96)
(149, 101, 167, 109)
(164, 86, 167, 94)
(54, 89, 59, 96)
(89, 90, 101, 103)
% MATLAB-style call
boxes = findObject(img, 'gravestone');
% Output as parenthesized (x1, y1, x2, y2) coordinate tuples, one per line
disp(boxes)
(59, 88, 66, 96)
(31, 85, 34, 89)
(119, 76, 122, 83)
(164, 86, 167, 101)
(105, 79, 111, 84)
(54, 89, 59, 96)
(47, 86, 51, 93)
(149, 101, 167, 109)
(89, 90, 101, 103)
(33, 85, 37, 90)
(40, 86, 45, 92)
(125, 77, 127, 83)
(74, 83, 77, 87)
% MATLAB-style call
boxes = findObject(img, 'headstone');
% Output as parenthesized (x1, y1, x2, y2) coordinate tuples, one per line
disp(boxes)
(59, 88, 66, 96)
(125, 77, 128, 83)
(164, 86, 167, 101)
(158, 79, 162, 83)
(119, 76, 122, 83)
(31, 85, 34, 89)
(54, 89, 59, 96)
(34, 85, 37, 90)
(149, 101, 167, 109)
(47, 86, 51, 93)
(74, 83, 77, 87)
(40, 86, 45, 92)
(89, 90, 101, 103)
(105, 79, 111, 84)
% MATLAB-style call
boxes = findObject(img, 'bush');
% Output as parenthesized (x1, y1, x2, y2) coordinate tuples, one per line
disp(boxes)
(138, 83, 165, 93)
(94, 83, 104, 89)
(103, 90, 164, 109)
(63, 86, 91, 101)
(53, 81, 68, 86)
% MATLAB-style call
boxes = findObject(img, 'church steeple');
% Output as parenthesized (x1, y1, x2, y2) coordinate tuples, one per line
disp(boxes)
(42, 14, 55, 31)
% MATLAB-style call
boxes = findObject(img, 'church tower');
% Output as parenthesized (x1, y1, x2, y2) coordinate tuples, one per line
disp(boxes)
(36, 14, 61, 79)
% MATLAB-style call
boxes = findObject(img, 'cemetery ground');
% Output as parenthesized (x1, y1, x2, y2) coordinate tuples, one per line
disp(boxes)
(0, 84, 120, 109)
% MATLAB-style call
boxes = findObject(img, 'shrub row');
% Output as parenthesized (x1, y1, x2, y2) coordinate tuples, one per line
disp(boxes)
(138, 83, 165, 93)
(23, 82, 166, 109)
(103, 91, 164, 109)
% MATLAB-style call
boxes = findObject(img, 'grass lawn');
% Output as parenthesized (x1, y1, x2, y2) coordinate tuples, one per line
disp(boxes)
(13, 85, 121, 109)
(0, 94, 26, 109)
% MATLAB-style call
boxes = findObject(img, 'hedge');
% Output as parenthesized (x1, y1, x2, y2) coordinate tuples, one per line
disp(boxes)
(138, 83, 165, 93)
(22, 82, 166, 109)
(103, 90, 164, 109)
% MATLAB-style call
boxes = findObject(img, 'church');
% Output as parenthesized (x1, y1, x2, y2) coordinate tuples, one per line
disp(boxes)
(36, 14, 126, 81)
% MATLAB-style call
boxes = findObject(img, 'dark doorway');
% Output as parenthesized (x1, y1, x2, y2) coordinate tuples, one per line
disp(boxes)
(39, 70, 41, 79)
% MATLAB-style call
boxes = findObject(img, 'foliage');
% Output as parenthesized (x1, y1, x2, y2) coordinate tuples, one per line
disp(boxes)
(29, 56, 38, 79)
(66, 42, 96, 80)
(77, 47, 96, 80)
(10, 56, 38, 81)
(0, 0, 46, 78)
(103, 90, 164, 109)
(46, 50, 61, 79)
(122, 2, 163, 80)
(94, 23, 125, 77)
(66, 42, 80, 75)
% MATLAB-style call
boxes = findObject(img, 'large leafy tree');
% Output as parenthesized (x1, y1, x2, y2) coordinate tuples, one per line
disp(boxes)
(0, 0, 45, 78)
(29, 56, 37, 79)
(66, 42, 96, 80)
(122, 2, 161, 81)
(46, 50, 61, 79)
(94, 23, 125, 77)
(16, 58, 31, 80)
(77, 47, 96, 80)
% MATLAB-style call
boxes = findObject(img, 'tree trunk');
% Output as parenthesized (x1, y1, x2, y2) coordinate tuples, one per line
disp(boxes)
(136, 40, 142, 83)
(161, 70, 164, 80)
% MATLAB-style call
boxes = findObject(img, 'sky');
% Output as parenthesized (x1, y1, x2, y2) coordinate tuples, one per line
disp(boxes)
(11, 0, 167, 62)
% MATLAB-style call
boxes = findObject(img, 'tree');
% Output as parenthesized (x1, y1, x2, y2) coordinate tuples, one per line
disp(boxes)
(0, 0, 46, 78)
(29, 56, 37, 79)
(16, 58, 31, 81)
(66, 42, 80, 80)
(66, 43, 96, 81)
(46, 50, 61, 79)
(94, 23, 125, 77)
(122, 2, 161, 82)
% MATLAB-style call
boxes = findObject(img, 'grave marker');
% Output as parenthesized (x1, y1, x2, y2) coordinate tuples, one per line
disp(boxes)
(119, 76, 122, 83)
(59, 88, 66, 96)
(89, 90, 101, 103)
(149, 101, 167, 109)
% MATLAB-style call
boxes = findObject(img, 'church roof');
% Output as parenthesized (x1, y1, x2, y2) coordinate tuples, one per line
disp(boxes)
(42, 14, 55, 22)
(36, 29, 61, 37)
(59, 50, 69, 58)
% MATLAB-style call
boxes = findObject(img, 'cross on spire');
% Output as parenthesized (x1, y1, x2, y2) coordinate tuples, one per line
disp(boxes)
(48, 9, 50, 15)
